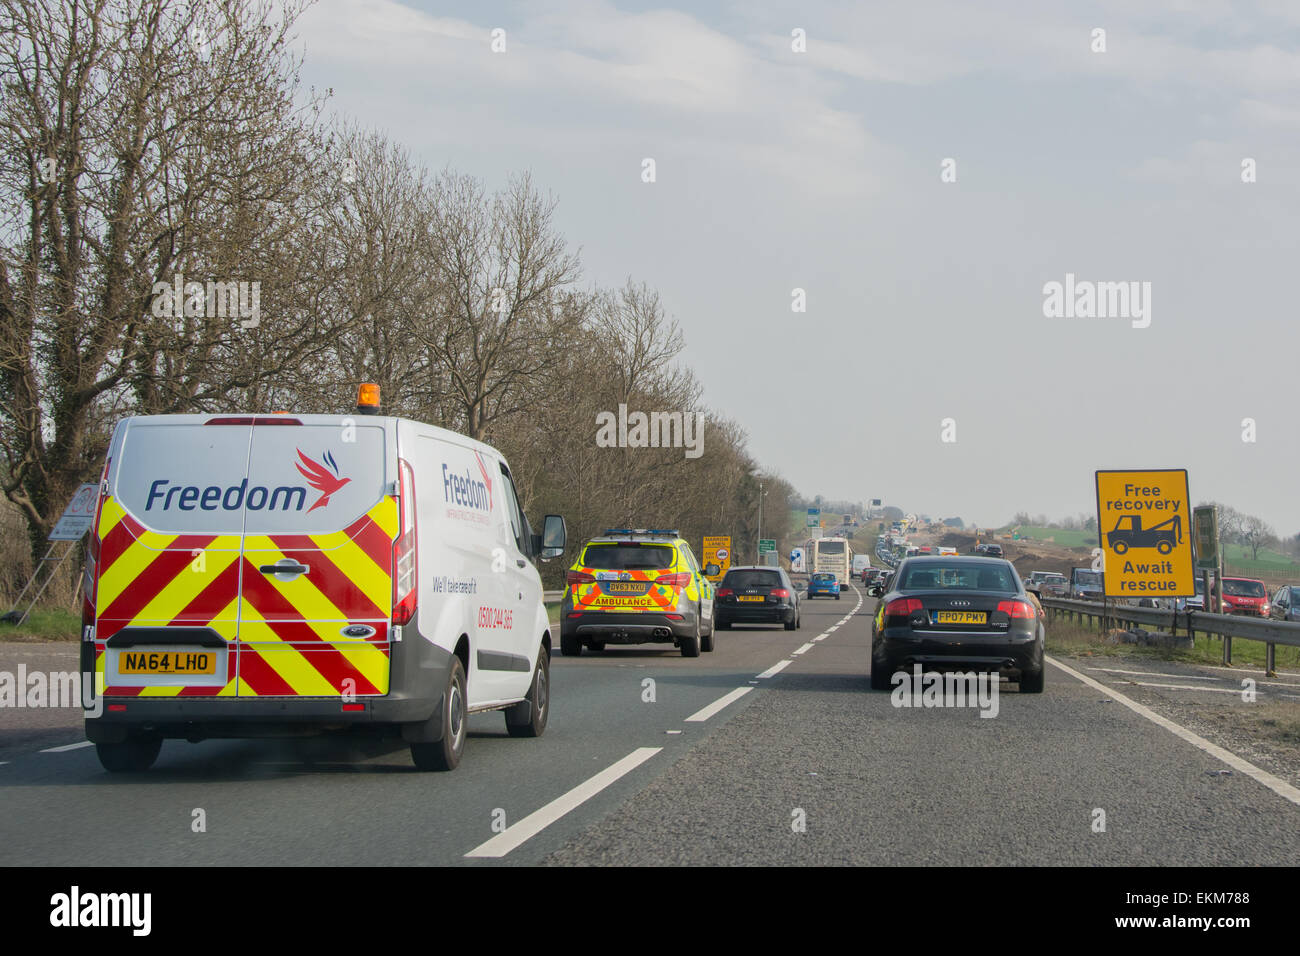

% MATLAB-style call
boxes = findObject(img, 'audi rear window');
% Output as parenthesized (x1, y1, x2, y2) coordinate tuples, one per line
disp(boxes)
(582, 543, 675, 571)
(724, 570, 782, 588)
(901, 564, 1017, 592)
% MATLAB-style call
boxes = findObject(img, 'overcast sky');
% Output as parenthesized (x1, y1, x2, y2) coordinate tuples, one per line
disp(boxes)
(294, 0, 1300, 534)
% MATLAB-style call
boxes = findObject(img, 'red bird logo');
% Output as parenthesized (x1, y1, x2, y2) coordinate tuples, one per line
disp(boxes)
(295, 449, 350, 512)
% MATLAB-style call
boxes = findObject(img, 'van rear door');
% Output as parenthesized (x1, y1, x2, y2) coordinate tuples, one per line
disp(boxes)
(237, 419, 396, 698)
(95, 418, 253, 697)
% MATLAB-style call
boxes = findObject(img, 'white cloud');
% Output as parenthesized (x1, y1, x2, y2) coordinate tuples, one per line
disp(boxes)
(297, 0, 886, 198)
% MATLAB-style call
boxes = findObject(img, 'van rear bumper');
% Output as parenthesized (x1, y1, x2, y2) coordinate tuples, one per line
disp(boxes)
(86, 619, 453, 742)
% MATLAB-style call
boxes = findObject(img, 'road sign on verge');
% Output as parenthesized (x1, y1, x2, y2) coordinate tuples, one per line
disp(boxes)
(1095, 469, 1194, 598)
(1192, 505, 1219, 571)
(758, 538, 776, 554)
(703, 535, 731, 581)
(49, 483, 99, 541)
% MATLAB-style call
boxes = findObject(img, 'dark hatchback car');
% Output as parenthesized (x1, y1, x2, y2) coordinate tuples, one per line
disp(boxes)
(867, 556, 1044, 693)
(715, 566, 801, 631)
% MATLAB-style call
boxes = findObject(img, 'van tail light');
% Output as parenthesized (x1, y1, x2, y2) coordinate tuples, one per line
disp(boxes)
(657, 572, 693, 589)
(996, 599, 1036, 619)
(81, 457, 110, 636)
(391, 458, 417, 626)
(566, 570, 595, 585)
(884, 598, 923, 616)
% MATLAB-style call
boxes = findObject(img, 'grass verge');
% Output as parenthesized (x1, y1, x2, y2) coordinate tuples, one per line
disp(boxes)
(0, 607, 80, 642)
(1046, 617, 1300, 670)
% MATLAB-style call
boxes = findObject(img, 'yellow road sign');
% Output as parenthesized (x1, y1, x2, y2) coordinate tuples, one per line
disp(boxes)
(703, 535, 731, 582)
(1095, 469, 1195, 598)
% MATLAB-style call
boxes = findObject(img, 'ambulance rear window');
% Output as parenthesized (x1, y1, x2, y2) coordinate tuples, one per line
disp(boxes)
(582, 543, 675, 571)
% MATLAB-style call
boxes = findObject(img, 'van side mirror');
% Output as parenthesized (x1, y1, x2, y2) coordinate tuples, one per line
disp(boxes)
(704, 562, 721, 577)
(536, 514, 566, 560)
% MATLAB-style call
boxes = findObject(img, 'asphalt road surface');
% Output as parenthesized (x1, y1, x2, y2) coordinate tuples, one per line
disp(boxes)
(3, 586, 1299, 866)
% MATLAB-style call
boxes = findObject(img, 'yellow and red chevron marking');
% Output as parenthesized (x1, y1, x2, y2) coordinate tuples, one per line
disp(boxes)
(95, 496, 243, 696)
(572, 566, 679, 612)
(234, 496, 396, 697)
(93, 495, 397, 698)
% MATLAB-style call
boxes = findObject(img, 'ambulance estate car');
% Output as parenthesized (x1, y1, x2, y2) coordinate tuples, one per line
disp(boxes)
(560, 529, 719, 657)
(81, 386, 566, 773)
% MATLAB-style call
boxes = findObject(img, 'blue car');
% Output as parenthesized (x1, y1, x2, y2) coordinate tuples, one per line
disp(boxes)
(807, 572, 841, 600)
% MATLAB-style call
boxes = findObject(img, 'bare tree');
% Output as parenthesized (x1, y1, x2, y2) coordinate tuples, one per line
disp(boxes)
(420, 170, 583, 439)
(1240, 513, 1276, 562)
(0, 0, 332, 562)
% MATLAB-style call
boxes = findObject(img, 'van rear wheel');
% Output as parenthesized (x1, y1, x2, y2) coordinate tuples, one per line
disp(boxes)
(96, 735, 162, 773)
(560, 631, 582, 656)
(410, 657, 467, 771)
(505, 650, 549, 738)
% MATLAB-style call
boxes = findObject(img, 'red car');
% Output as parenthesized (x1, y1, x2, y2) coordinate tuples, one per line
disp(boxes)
(1220, 577, 1269, 616)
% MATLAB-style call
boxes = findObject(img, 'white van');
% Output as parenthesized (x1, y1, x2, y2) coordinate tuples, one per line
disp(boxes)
(81, 392, 566, 773)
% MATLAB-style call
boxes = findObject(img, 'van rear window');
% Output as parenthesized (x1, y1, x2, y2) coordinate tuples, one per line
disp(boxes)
(114, 421, 387, 535)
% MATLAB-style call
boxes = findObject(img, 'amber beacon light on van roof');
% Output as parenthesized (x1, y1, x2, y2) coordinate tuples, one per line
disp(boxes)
(356, 383, 381, 415)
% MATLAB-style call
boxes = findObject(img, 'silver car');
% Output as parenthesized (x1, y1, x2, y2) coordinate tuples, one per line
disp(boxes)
(1269, 585, 1300, 622)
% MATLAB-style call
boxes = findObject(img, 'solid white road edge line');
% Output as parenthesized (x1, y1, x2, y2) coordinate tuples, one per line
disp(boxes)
(464, 747, 662, 858)
(1047, 656, 1300, 807)
(685, 686, 753, 722)
(41, 741, 93, 753)
(756, 660, 791, 679)
(1090, 667, 1220, 681)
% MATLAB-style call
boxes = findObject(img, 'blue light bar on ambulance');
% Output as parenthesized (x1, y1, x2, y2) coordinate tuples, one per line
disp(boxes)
(603, 528, 679, 537)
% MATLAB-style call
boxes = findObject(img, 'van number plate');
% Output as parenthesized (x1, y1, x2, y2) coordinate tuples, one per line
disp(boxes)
(119, 651, 217, 675)
(605, 582, 642, 594)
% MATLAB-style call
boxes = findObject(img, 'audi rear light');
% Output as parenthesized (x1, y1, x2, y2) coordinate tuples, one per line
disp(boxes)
(716, 588, 734, 598)
(566, 570, 595, 585)
(657, 572, 692, 588)
(997, 599, 1036, 619)
(884, 598, 923, 616)
(392, 458, 418, 626)
(770, 588, 790, 598)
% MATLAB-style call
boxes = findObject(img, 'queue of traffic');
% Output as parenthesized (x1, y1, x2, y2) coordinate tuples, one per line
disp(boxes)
(76, 388, 1121, 775)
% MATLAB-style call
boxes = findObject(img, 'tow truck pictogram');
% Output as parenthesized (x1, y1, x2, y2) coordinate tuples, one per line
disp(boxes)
(1106, 514, 1183, 555)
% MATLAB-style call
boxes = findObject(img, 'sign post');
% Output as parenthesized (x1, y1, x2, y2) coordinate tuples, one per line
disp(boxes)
(1094, 470, 1195, 604)
(3, 483, 100, 626)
